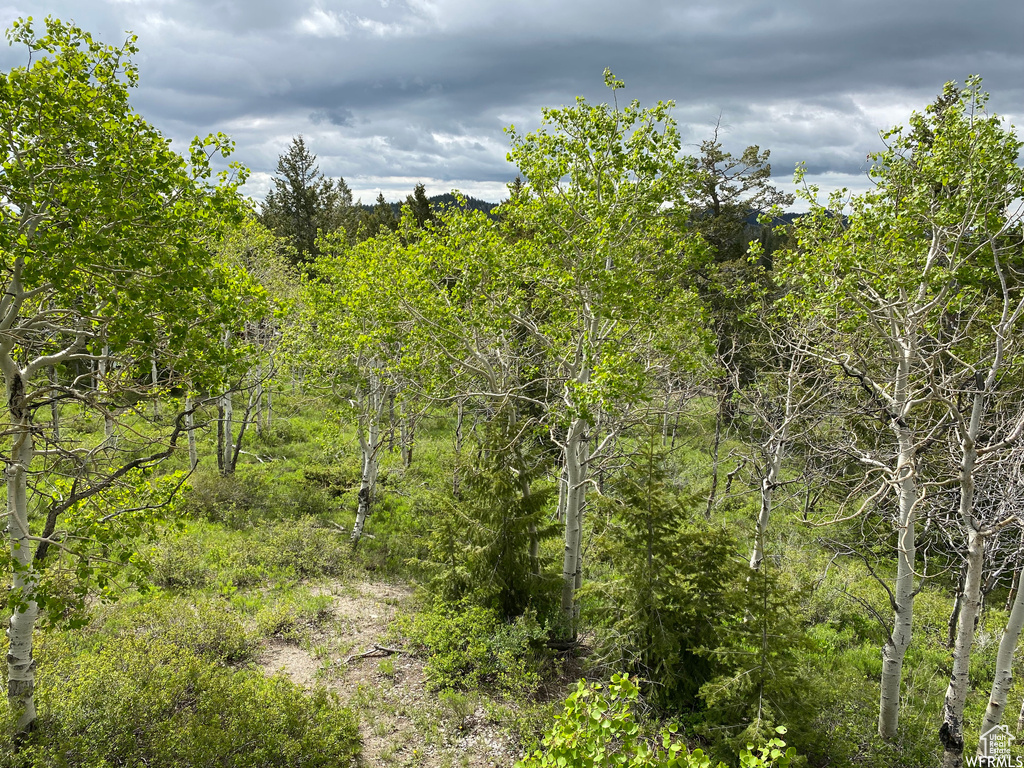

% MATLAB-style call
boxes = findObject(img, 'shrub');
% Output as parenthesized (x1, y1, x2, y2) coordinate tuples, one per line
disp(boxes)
(146, 517, 351, 592)
(262, 517, 351, 579)
(409, 410, 559, 618)
(181, 468, 273, 529)
(2, 636, 359, 768)
(147, 534, 210, 589)
(255, 590, 334, 641)
(396, 601, 547, 697)
(93, 593, 257, 663)
(515, 673, 796, 768)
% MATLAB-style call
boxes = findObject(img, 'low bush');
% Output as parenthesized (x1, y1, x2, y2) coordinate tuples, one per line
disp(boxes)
(146, 517, 352, 591)
(93, 593, 257, 663)
(255, 590, 334, 641)
(396, 601, 547, 697)
(515, 673, 796, 768)
(2, 636, 359, 768)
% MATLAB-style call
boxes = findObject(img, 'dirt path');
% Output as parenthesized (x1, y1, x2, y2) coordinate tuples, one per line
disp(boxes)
(258, 580, 521, 768)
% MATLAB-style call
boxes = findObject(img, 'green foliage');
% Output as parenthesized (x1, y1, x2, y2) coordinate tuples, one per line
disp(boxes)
(588, 437, 748, 707)
(254, 589, 334, 641)
(360, 191, 400, 238)
(147, 517, 351, 589)
(12, 470, 189, 624)
(260, 135, 357, 265)
(421, 412, 559, 619)
(1, 637, 359, 768)
(696, 567, 817, 762)
(503, 71, 706, 415)
(92, 592, 257, 663)
(0, 15, 256, 383)
(515, 673, 796, 768)
(181, 467, 336, 529)
(396, 601, 547, 697)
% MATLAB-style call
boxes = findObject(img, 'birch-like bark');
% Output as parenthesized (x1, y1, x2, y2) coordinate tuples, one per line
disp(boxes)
(264, 379, 272, 432)
(941, 526, 983, 767)
(555, 462, 567, 523)
(574, 432, 590, 596)
(49, 366, 60, 443)
(351, 371, 388, 544)
(400, 408, 415, 468)
(254, 380, 263, 437)
(559, 416, 587, 635)
(662, 381, 673, 445)
(879, 426, 919, 738)
(216, 399, 225, 472)
(99, 343, 114, 444)
(749, 361, 796, 571)
(185, 393, 198, 469)
(220, 390, 234, 475)
(453, 399, 464, 499)
(150, 353, 159, 421)
(5, 369, 38, 733)
(705, 403, 723, 519)
(940, 257, 1024, 763)
(979, 532, 1024, 757)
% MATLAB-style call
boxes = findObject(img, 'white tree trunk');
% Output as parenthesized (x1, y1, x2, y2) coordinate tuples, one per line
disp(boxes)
(879, 425, 919, 739)
(941, 527, 983, 767)
(185, 393, 198, 470)
(980, 542, 1024, 757)
(99, 343, 114, 444)
(151, 353, 159, 421)
(942, 387, 988, 767)
(555, 461, 567, 523)
(351, 372, 388, 544)
(559, 417, 588, 636)
(453, 399, 464, 499)
(400, 408, 414, 468)
(750, 359, 797, 571)
(220, 390, 234, 473)
(351, 421, 380, 544)
(264, 380, 272, 431)
(5, 370, 38, 732)
(49, 366, 60, 443)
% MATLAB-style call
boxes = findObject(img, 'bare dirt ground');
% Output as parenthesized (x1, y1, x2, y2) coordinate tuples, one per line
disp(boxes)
(258, 580, 525, 768)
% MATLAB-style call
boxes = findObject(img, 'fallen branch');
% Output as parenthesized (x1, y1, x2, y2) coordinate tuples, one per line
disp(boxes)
(238, 450, 272, 463)
(343, 644, 402, 664)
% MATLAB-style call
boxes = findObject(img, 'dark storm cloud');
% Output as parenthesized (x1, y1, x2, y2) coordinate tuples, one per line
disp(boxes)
(4, 0, 1023, 202)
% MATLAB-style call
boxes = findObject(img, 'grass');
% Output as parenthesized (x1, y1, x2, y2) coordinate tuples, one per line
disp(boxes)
(5, 388, 1002, 767)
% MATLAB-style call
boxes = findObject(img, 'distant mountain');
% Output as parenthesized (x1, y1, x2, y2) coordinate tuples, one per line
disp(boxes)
(359, 193, 500, 217)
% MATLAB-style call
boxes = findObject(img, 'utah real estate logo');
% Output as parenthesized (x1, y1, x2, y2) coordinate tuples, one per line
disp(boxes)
(967, 724, 1021, 767)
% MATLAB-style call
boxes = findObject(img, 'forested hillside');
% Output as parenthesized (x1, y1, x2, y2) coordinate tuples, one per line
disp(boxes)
(2, 18, 1024, 768)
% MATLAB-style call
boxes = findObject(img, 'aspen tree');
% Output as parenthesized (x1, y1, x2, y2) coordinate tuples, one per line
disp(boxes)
(782, 77, 1024, 750)
(504, 71, 702, 637)
(0, 17, 256, 732)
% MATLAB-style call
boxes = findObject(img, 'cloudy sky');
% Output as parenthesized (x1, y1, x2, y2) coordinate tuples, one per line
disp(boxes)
(2, 1, 1022, 208)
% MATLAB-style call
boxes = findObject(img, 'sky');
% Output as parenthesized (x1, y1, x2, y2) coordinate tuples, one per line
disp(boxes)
(1, 0, 1022, 209)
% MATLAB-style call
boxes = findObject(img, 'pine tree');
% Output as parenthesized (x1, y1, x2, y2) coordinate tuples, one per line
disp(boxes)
(405, 183, 435, 228)
(360, 192, 399, 237)
(260, 136, 355, 265)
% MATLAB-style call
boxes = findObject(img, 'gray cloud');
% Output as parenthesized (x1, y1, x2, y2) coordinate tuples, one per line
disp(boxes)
(3, 0, 1022, 204)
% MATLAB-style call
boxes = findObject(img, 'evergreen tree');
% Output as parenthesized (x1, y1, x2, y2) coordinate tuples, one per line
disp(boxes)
(260, 136, 355, 265)
(359, 192, 399, 237)
(405, 182, 435, 228)
(687, 135, 794, 410)
(589, 432, 749, 707)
